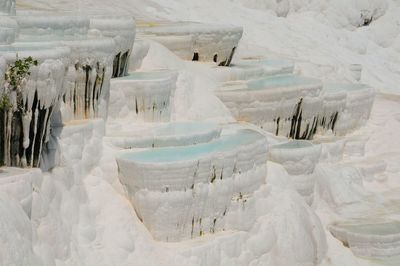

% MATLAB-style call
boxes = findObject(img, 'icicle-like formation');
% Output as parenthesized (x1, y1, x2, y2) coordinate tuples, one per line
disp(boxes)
(116, 129, 268, 241)
(0, 0, 15, 15)
(15, 13, 116, 121)
(109, 70, 178, 122)
(138, 22, 243, 66)
(216, 74, 323, 139)
(0, 46, 67, 168)
(59, 38, 115, 121)
(269, 140, 321, 204)
(90, 15, 136, 77)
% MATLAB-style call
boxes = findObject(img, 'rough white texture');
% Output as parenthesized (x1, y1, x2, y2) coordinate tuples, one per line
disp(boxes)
(0, 167, 41, 217)
(327, 84, 376, 135)
(0, 192, 39, 265)
(138, 22, 243, 66)
(105, 122, 221, 149)
(1, 0, 398, 265)
(116, 129, 268, 241)
(109, 70, 178, 122)
(312, 136, 346, 163)
(269, 140, 321, 204)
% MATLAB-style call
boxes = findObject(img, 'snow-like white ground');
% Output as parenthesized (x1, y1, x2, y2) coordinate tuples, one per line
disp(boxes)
(1, 0, 400, 265)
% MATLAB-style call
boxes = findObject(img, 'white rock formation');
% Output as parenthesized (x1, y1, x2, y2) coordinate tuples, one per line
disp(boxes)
(325, 84, 375, 135)
(116, 129, 268, 241)
(138, 22, 243, 66)
(269, 140, 321, 204)
(15, 13, 116, 122)
(109, 70, 178, 122)
(90, 15, 136, 77)
(216, 74, 323, 139)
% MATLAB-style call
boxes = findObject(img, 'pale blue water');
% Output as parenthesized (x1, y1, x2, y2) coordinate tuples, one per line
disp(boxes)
(272, 140, 313, 150)
(118, 129, 264, 163)
(247, 75, 320, 91)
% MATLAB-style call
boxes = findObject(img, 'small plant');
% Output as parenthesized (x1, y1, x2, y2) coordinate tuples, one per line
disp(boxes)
(0, 94, 12, 110)
(2, 56, 38, 112)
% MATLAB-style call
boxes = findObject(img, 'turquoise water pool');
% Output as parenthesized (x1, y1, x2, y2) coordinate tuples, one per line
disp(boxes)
(247, 75, 320, 91)
(271, 140, 313, 150)
(118, 129, 265, 163)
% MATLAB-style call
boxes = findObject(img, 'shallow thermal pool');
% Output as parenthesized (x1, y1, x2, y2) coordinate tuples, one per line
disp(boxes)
(117, 129, 266, 163)
(106, 122, 221, 148)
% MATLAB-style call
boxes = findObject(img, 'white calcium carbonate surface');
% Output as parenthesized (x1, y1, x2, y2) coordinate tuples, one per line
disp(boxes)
(0, 0, 399, 265)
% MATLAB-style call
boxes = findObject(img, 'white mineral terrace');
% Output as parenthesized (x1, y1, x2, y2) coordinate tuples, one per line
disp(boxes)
(329, 221, 400, 258)
(269, 140, 321, 204)
(216, 74, 323, 139)
(109, 70, 178, 122)
(312, 135, 346, 163)
(138, 22, 243, 66)
(324, 83, 375, 135)
(116, 129, 268, 241)
(106, 121, 221, 149)
(0, 1, 393, 264)
(217, 72, 376, 139)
